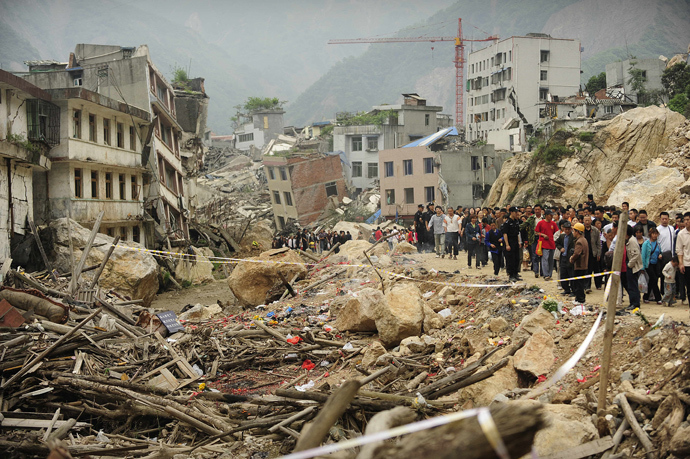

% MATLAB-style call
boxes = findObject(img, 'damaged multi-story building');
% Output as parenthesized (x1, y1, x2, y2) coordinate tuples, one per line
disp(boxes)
(263, 147, 347, 230)
(333, 94, 450, 195)
(465, 34, 581, 151)
(22, 44, 190, 245)
(378, 128, 512, 219)
(0, 70, 56, 261)
(172, 77, 210, 216)
(234, 108, 285, 157)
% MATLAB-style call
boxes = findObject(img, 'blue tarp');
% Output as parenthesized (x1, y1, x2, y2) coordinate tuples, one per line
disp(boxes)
(366, 209, 381, 224)
(402, 127, 459, 148)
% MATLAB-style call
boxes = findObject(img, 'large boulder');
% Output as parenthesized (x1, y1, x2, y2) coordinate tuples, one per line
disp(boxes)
(393, 242, 417, 254)
(239, 219, 274, 252)
(513, 401, 598, 456)
(227, 249, 307, 306)
(515, 306, 555, 337)
(48, 218, 159, 306)
(334, 288, 382, 332)
(606, 165, 684, 211)
(485, 106, 686, 207)
(174, 247, 214, 285)
(362, 341, 387, 367)
(514, 328, 555, 377)
(371, 283, 424, 347)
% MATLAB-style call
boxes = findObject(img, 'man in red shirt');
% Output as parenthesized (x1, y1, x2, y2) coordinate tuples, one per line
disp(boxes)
(535, 210, 559, 280)
(374, 227, 383, 241)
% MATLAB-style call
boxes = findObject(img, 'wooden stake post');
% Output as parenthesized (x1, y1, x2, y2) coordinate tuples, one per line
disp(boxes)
(597, 210, 628, 414)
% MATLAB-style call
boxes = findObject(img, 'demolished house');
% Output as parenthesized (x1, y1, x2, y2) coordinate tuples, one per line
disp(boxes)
(263, 140, 347, 230)
(22, 44, 190, 246)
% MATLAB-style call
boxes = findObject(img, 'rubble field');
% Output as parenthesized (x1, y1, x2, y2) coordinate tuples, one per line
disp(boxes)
(0, 238, 689, 459)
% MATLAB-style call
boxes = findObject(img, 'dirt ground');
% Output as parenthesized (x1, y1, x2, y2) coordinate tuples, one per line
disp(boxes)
(150, 249, 690, 323)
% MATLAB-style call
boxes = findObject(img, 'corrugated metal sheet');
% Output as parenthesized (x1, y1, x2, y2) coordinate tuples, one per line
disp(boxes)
(402, 127, 458, 148)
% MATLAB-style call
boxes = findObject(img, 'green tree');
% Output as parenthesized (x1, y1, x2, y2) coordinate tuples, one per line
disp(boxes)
(627, 60, 647, 93)
(242, 97, 286, 112)
(585, 72, 607, 95)
(668, 93, 689, 116)
(661, 62, 690, 97)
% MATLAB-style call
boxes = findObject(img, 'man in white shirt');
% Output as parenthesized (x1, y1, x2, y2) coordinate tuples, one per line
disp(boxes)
(444, 207, 461, 260)
(675, 212, 690, 307)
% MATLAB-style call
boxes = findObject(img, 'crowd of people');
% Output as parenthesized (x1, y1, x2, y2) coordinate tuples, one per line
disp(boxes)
(410, 198, 690, 310)
(271, 229, 354, 253)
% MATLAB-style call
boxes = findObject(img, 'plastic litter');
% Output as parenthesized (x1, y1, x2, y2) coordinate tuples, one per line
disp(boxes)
(342, 342, 354, 350)
(295, 380, 315, 392)
(192, 364, 204, 376)
(438, 308, 452, 318)
(96, 430, 111, 443)
(422, 291, 434, 298)
(570, 305, 585, 316)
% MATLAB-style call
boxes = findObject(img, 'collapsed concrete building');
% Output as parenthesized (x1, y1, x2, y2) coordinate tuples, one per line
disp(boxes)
(22, 44, 190, 245)
(0, 70, 55, 261)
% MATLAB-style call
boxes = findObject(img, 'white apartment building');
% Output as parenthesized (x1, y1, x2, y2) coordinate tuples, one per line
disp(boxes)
(465, 34, 581, 151)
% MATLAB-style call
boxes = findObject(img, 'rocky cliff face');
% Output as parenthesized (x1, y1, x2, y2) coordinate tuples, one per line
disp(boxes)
(485, 107, 688, 216)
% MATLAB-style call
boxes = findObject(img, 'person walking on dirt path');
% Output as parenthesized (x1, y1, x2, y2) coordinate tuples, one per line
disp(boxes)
(414, 204, 426, 253)
(465, 214, 482, 268)
(444, 206, 461, 260)
(623, 225, 643, 310)
(487, 220, 504, 275)
(521, 204, 543, 278)
(675, 212, 690, 310)
(556, 221, 575, 295)
(535, 210, 558, 281)
(583, 214, 602, 292)
(427, 206, 447, 258)
(570, 222, 589, 305)
(502, 206, 522, 282)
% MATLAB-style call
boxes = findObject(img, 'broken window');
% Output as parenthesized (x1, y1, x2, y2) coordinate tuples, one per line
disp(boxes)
(283, 192, 293, 206)
(404, 187, 414, 204)
(279, 167, 287, 181)
(539, 88, 549, 101)
(133, 225, 140, 243)
(105, 172, 113, 199)
(103, 118, 111, 145)
(268, 166, 276, 180)
(367, 162, 378, 178)
(384, 161, 394, 178)
(540, 70, 548, 81)
(424, 186, 435, 202)
(277, 216, 285, 229)
(74, 168, 83, 198)
(403, 159, 413, 176)
(120, 226, 127, 240)
(424, 157, 434, 174)
(325, 181, 338, 197)
(73, 109, 81, 139)
(26, 99, 60, 146)
(367, 137, 378, 151)
(484, 156, 491, 169)
(131, 176, 139, 200)
(117, 123, 124, 148)
(351, 136, 362, 151)
(89, 114, 96, 142)
(238, 133, 254, 143)
(385, 189, 395, 205)
(91, 171, 99, 198)
(540, 50, 549, 63)
(352, 161, 362, 178)
(471, 156, 481, 171)
(273, 190, 281, 204)
(130, 126, 136, 151)
(119, 174, 126, 200)
(425, 114, 430, 126)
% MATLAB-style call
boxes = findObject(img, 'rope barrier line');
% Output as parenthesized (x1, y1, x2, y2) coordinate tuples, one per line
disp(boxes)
(112, 244, 619, 290)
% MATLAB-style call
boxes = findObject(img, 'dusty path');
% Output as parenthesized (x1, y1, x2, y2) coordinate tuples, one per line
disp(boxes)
(149, 249, 690, 323)
(150, 279, 235, 313)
